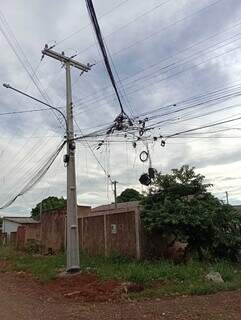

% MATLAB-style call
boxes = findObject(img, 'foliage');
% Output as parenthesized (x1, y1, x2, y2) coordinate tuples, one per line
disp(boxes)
(141, 165, 241, 261)
(31, 196, 66, 220)
(116, 188, 143, 203)
(25, 239, 41, 254)
(1, 247, 241, 297)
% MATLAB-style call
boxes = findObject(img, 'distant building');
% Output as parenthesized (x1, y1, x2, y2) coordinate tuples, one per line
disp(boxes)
(233, 205, 241, 211)
(2, 217, 39, 236)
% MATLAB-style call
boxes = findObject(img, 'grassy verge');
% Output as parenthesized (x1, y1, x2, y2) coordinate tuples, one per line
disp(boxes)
(0, 246, 65, 282)
(1, 246, 241, 298)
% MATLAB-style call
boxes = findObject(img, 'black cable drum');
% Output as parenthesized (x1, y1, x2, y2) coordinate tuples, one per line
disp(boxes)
(139, 150, 149, 162)
(139, 173, 151, 186)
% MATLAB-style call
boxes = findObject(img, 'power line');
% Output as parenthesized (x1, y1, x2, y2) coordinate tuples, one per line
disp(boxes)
(101, 0, 225, 59)
(0, 141, 66, 210)
(74, 0, 172, 58)
(165, 115, 241, 139)
(54, 0, 131, 47)
(134, 81, 241, 119)
(0, 10, 64, 129)
(73, 32, 241, 111)
(85, 0, 127, 115)
(74, 119, 113, 182)
(3, 84, 67, 131)
(0, 107, 50, 116)
(146, 90, 241, 128)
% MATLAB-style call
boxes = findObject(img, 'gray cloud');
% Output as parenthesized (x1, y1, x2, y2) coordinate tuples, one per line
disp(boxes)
(1, 0, 241, 215)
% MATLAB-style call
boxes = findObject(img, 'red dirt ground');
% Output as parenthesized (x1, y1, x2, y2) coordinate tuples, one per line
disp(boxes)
(0, 260, 9, 269)
(0, 271, 241, 319)
(46, 273, 122, 302)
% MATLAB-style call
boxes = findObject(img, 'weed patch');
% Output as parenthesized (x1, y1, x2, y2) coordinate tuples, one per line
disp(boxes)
(1, 247, 241, 298)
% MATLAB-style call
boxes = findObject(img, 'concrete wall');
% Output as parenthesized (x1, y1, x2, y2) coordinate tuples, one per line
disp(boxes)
(40, 206, 93, 253)
(77, 205, 91, 217)
(16, 226, 26, 250)
(41, 209, 66, 254)
(79, 208, 141, 259)
(106, 211, 137, 257)
(79, 215, 105, 256)
(9, 206, 143, 259)
(25, 223, 41, 242)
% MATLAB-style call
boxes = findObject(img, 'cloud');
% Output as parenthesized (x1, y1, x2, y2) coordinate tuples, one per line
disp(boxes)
(1, 0, 241, 216)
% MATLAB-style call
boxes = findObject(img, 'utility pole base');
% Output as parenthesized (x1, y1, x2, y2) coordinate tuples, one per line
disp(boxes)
(66, 266, 81, 274)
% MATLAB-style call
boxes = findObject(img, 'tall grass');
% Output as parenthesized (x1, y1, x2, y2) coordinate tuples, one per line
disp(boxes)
(1, 246, 241, 297)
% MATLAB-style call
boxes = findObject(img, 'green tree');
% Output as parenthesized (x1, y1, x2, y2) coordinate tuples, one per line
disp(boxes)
(117, 188, 143, 203)
(31, 196, 66, 220)
(141, 165, 241, 261)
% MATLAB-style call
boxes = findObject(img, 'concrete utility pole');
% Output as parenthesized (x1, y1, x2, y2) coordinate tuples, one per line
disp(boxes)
(112, 181, 118, 208)
(225, 191, 229, 205)
(42, 45, 91, 272)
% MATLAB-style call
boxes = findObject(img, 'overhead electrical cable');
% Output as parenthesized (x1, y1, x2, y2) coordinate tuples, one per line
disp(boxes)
(165, 116, 241, 139)
(134, 81, 241, 119)
(85, 0, 129, 116)
(152, 102, 241, 130)
(72, 22, 241, 110)
(72, 18, 241, 107)
(116, 33, 241, 90)
(0, 107, 51, 116)
(54, 0, 131, 47)
(104, 19, 241, 80)
(98, 42, 241, 105)
(74, 119, 113, 181)
(72, 84, 241, 145)
(0, 11, 64, 129)
(74, 81, 241, 134)
(98, 0, 225, 59)
(73, 35, 241, 111)
(70, 0, 225, 65)
(75, 0, 172, 58)
(145, 89, 241, 127)
(3, 84, 67, 131)
(0, 136, 56, 185)
(0, 140, 66, 210)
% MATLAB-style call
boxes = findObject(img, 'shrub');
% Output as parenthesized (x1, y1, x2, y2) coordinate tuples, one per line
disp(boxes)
(141, 165, 241, 262)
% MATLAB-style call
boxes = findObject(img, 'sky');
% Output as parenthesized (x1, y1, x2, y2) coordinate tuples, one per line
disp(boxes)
(1, 0, 241, 216)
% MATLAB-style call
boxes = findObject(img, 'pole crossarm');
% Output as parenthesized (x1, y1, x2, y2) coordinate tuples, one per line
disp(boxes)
(42, 44, 91, 72)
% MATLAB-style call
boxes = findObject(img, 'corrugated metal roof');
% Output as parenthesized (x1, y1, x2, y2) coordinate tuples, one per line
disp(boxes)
(3, 217, 39, 224)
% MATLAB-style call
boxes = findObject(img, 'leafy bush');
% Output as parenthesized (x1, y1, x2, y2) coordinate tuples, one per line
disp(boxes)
(141, 165, 241, 261)
(25, 239, 41, 254)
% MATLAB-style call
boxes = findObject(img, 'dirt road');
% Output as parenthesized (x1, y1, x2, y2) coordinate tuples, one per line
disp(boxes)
(0, 272, 241, 320)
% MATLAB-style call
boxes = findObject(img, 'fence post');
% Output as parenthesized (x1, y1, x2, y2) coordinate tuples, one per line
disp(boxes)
(81, 217, 84, 250)
(104, 213, 107, 257)
(135, 209, 141, 259)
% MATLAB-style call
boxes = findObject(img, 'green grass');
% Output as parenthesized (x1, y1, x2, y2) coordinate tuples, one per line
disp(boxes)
(1, 246, 241, 298)
(0, 246, 65, 282)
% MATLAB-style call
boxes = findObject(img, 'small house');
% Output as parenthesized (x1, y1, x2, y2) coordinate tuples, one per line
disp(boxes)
(2, 217, 39, 236)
